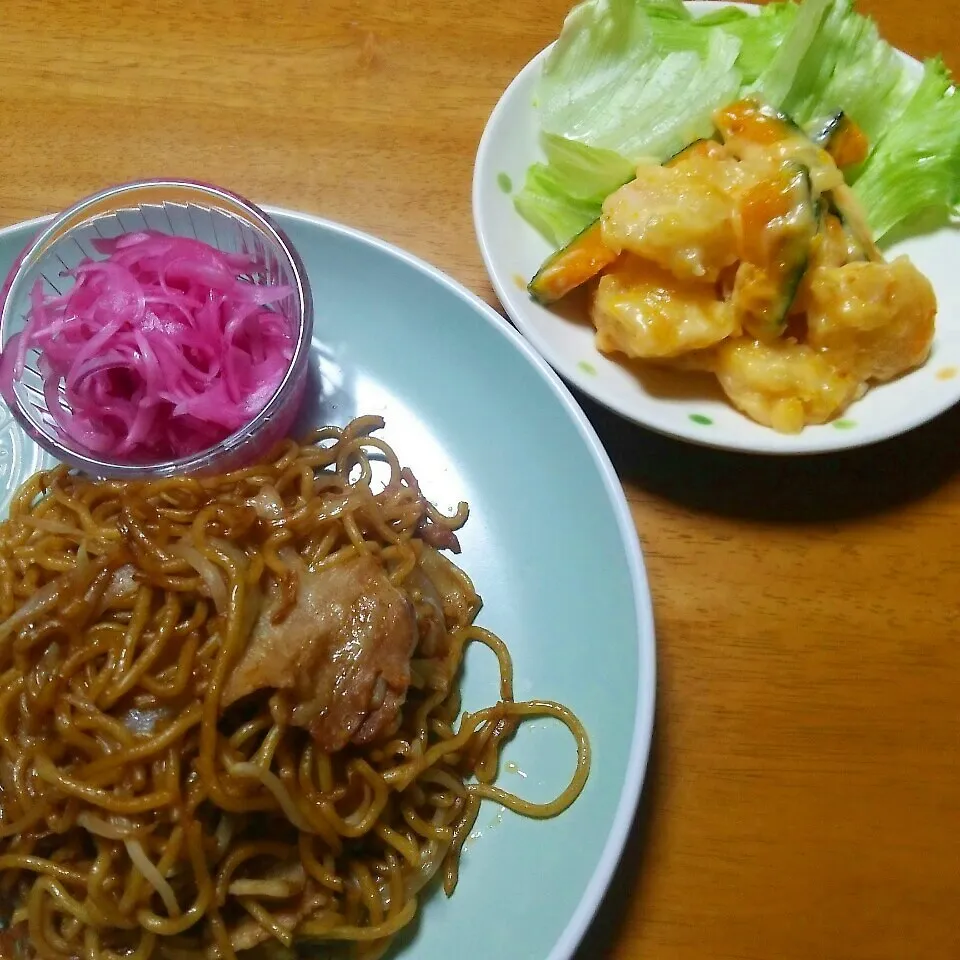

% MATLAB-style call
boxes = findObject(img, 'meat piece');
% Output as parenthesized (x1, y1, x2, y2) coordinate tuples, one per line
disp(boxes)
(413, 546, 479, 629)
(0, 923, 32, 959)
(403, 545, 480, 663)
(222, 554, 417, 753)
(227, 881, 328, 953)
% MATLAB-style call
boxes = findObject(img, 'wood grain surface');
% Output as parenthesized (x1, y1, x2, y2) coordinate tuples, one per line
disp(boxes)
(1, 1, 958, 958)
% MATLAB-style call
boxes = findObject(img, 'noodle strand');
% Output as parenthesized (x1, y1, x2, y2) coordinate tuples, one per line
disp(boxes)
(0, 418, 590, 960)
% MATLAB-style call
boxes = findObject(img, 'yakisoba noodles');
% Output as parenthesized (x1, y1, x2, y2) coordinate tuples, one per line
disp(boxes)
(0, 415, 589, 960)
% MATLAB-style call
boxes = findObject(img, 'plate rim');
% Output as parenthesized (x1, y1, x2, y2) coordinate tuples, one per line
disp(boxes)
(0, 208, 657, 960)
(471, 0, 960, 456)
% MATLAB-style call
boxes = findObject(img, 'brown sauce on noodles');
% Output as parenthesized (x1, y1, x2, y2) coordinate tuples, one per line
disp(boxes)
(0, 416, 589, 960)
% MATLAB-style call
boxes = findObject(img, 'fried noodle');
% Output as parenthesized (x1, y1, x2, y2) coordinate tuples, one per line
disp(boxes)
(0, 416, 590, 959)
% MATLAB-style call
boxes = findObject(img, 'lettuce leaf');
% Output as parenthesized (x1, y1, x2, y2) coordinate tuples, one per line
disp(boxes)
(515, 0, 744, 245)
(772, 0, 921, 144)
(749, 0, 832, 106)
(536, 0, 658, 148)
(538, 0, 742, 161)
(539, 132, 638, 200)
(853, 58, 960, 239)
(514, 136, 635, 247)
(655, 2, 798, 83)
(514, 0, 960, 250)
(708, 4, 799, 83)
(636, 0, 689, 19)
(513, 167, 606, 250)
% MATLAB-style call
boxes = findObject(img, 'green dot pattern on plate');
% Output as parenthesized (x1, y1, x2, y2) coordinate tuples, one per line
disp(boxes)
(496, 172, 513, 194)
(577, 360, 597, 375)
(689, 413, 713, 426)
(833, 419, 856, 430)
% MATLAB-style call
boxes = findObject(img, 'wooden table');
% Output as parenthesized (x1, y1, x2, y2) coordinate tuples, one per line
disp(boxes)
(1, 1, 958, 957)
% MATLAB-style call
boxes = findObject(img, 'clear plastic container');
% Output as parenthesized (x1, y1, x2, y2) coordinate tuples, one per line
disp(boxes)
(0, 178, 313, 479)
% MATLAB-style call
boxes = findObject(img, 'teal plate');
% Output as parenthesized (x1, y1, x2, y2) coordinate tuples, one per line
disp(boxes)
(0, 210, 656, 960)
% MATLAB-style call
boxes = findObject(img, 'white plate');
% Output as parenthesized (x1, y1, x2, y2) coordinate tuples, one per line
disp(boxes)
(473, 0, 960, 454)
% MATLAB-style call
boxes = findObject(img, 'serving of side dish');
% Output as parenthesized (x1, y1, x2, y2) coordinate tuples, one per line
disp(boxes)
(0, 180, 314, 478)
(473, 0, 960, 454)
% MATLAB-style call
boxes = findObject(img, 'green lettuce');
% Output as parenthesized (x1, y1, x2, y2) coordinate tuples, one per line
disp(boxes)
(515, 0, 960, 250)
(749, 0, 832, 106)
(853, 58, 960, 239)
(757, 0, 920, 144)
(537, 2, 742, 161)
(514, 136, 635, 247)
(631, 0, 689, 19)
(636, 3, 797, 84)
(515, 0, 744, 244)
(693, 3, 799, 84)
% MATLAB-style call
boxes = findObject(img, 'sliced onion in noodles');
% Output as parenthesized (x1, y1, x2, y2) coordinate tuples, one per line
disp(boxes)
(20, 517, 85, 537)
(120, 706, 170, 737)
(228, 868, 305, 899)
(369, 675, 388, 711)
(169, 542, 227, 613)
(77, 812, 145, 839)
(406, 840, 443, 899)
(208, 537, 250, 577)
(278, 546, 302, 568)
(124, 839, 180, 918)
(213, 816, 233, 858)
(237, 898, 294, 948)
(249, 485, 284, 520)
(0, 573, 68, 643)
(102, 564, 138, 606)
(224, 760, 312, 833)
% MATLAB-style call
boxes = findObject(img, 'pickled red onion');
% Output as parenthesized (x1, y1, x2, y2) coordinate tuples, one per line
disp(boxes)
(0, 231, 295, 462)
